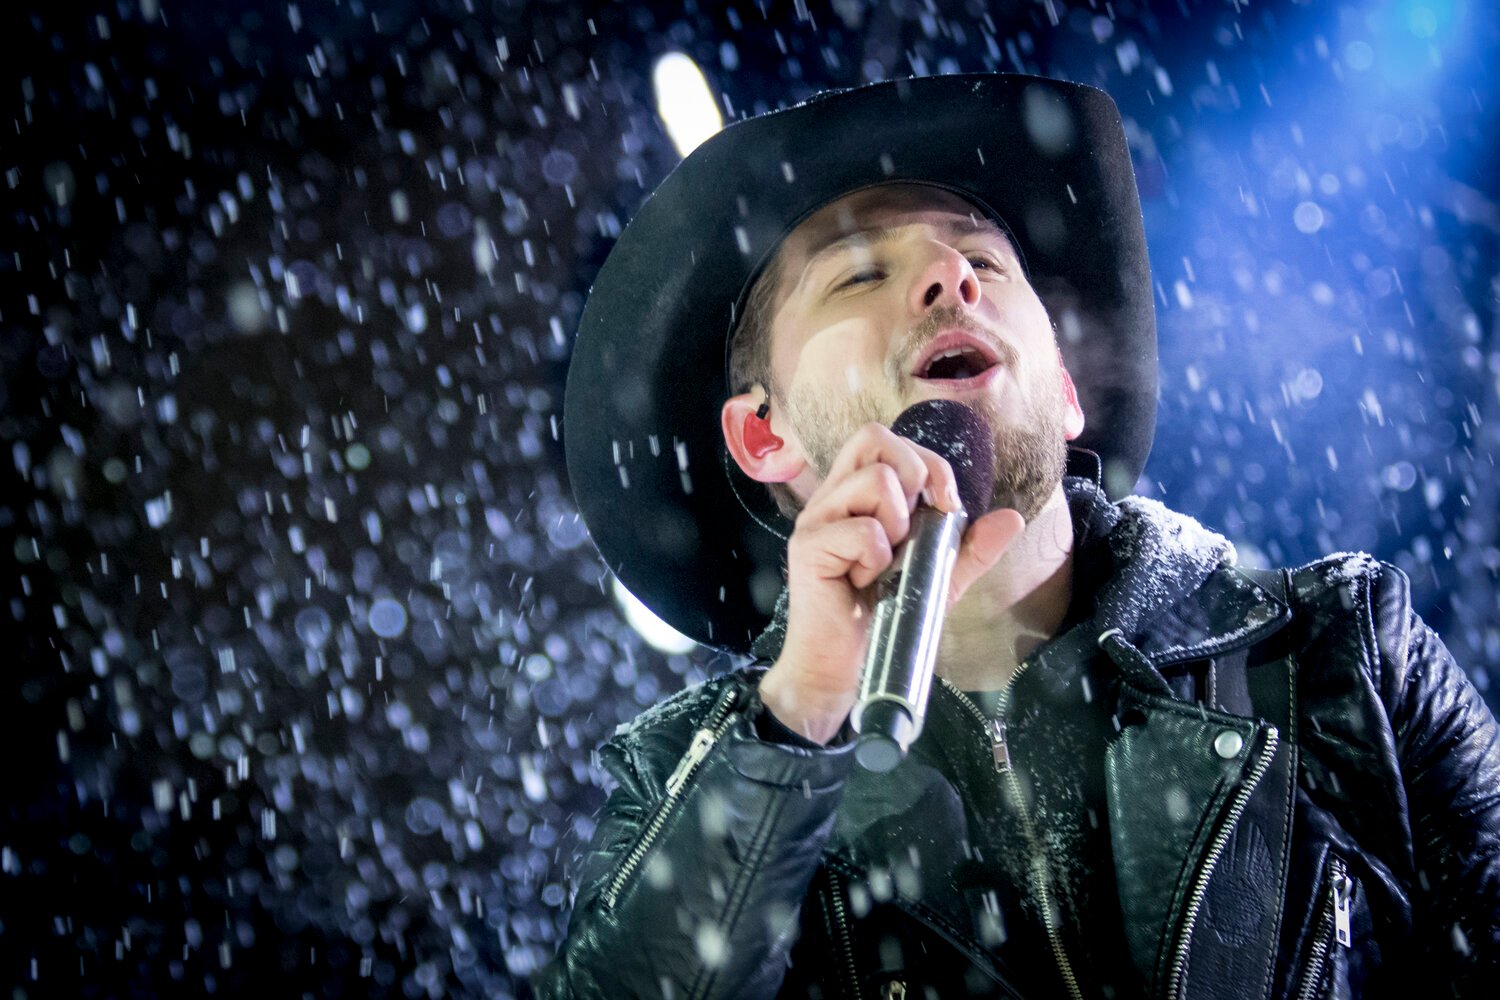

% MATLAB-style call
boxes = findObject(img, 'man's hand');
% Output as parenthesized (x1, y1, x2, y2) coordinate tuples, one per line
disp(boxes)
(758, 422, 1026, 744)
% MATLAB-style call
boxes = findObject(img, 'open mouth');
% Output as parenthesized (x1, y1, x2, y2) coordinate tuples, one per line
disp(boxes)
(912, 332, 1002, 383)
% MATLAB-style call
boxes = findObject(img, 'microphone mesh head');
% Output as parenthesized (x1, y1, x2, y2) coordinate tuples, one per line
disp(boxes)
(890, 400, 995, 517)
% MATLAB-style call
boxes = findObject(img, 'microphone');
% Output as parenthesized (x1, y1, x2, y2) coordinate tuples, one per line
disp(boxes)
(852, 400, 995, 773)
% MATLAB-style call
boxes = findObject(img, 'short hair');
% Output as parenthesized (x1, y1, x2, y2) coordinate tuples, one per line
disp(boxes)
(726, 253, 802, 519)
(728, 254, 783, 398)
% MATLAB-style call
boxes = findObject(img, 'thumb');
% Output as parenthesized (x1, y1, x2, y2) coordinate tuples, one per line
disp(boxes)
(949, 507, 1026, 607)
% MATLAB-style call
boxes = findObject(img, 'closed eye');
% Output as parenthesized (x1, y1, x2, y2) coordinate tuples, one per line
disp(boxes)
(837, 268, 885, 290)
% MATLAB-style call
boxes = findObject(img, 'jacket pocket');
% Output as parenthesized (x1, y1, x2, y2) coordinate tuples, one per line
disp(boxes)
(1294, 851, 1357, 1000)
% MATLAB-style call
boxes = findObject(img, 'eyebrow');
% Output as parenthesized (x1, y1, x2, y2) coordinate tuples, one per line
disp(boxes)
(798, 217, 1015, 285)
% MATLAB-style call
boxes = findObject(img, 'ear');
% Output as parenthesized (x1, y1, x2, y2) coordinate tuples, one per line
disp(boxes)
(722, 391, 807, 484)
(1057, 352, 1086, 442)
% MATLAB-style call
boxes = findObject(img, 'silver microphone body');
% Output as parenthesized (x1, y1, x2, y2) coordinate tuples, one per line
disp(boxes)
(851, 503, 968, 772)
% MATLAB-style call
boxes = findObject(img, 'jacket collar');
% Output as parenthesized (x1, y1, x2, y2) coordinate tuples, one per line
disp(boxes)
(1086, 483, 1290, 666)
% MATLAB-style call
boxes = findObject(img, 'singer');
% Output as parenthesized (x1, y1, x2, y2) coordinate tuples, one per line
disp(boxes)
(540, 76, 1500, 997)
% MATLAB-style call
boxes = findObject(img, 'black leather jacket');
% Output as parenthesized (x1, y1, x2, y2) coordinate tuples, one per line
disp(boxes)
(537, 482, 1500, 998)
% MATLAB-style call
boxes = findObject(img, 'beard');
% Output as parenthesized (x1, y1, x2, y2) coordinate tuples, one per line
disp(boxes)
(780, 356, 1070, 524)
(979, 385, 1070, 522)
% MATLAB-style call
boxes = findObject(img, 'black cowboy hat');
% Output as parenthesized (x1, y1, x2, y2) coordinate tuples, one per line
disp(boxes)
(564, 73, 1156, 654)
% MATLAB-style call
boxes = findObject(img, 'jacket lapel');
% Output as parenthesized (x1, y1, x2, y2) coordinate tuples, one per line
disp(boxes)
(1102, 565, 1298, 999)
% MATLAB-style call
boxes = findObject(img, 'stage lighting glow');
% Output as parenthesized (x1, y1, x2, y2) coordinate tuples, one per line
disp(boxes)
(1351, 0, 1468, 88)
(652, 53, 723, 158)
(612, 576, 698, 655)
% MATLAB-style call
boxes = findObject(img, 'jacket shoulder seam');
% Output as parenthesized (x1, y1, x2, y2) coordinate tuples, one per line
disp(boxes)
(1282, 552, 1413, 693)
(1282, 550, 1381, 588)
(607, 668, 757, 748)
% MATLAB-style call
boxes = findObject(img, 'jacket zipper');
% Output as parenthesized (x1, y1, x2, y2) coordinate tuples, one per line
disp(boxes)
(826, 868, 864, 1000)
(943, 676, 1085, 1000)
(1294, 854, 1353, 1000)
(600, 684, 742, 910)
(1163, 724, 1279, 999)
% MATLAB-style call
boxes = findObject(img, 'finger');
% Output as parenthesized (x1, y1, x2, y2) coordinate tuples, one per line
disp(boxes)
(901, 440, 965, 514)
(948, 507, 1026, 606)
(791, 517, 894, 589)
(825, 424, 955, 513)
(797, 463, 911, 546)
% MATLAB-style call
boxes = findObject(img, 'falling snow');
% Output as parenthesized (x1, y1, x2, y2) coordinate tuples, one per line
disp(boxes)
(2, 1, 1497, 997)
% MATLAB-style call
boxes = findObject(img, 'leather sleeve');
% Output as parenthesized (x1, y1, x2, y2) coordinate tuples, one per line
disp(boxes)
(533, 676, 857, 999)
(1374, 565, 1500, 984)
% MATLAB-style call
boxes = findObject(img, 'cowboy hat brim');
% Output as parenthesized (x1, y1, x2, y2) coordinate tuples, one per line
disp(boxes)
(565, 73, 1156, 653)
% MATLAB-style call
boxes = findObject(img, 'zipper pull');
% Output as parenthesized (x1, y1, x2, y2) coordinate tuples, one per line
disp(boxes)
(1332, 873, 1353, 947)
(665, 726, 717, 797)
(880, 980, 906, 1000)
(989, 718, 1011, 773)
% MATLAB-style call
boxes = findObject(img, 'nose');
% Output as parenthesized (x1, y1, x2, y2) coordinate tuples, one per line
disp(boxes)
(908, 243, 981, 315)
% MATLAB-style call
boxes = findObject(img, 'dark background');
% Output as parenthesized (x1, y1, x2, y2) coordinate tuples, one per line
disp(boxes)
(2, 0, 1496, 996)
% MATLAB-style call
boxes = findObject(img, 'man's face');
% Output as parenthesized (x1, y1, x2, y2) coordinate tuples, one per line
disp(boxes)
(762, 184, 1080, 520)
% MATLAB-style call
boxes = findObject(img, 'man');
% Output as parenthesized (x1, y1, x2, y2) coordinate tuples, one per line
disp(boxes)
(540, 75, 1500, 998)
